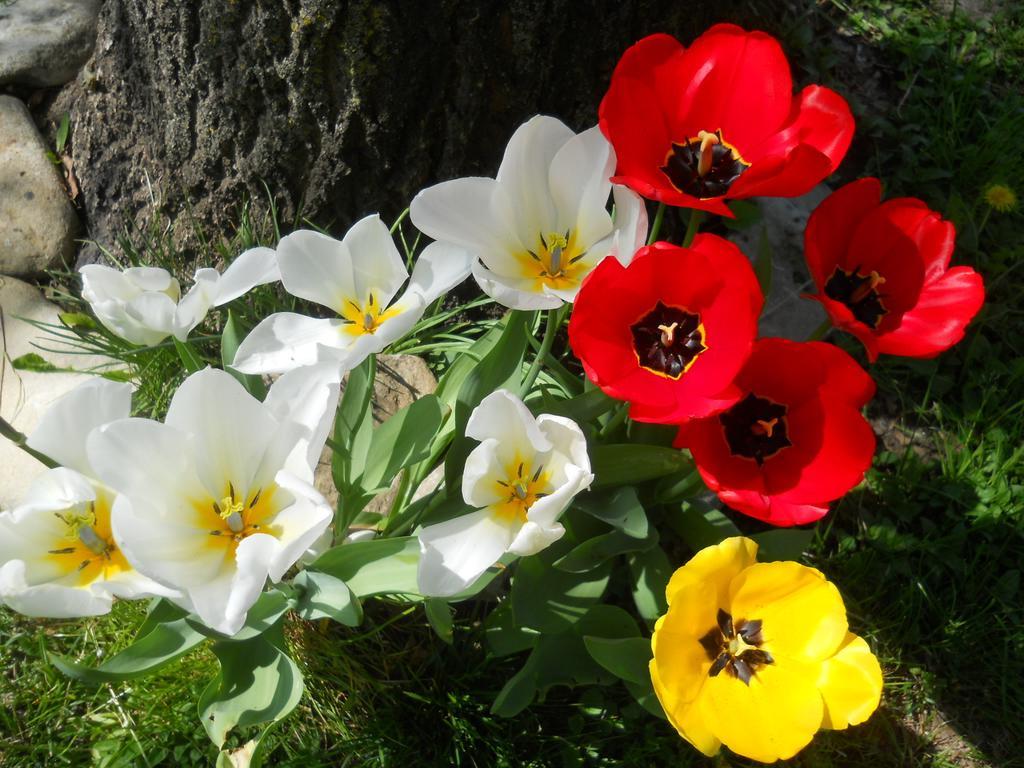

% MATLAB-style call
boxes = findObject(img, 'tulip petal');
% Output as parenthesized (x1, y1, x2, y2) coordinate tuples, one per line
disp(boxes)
(417, 509, 514, 597)
(0, 560, 112, 618)
(818, 633, 883, 730)
(264, 471, 333, 583)
(232, 312, 349, 375)
(466, 389, 552, 464)
(406, 241, 475, 305)
(665, 535, 759, 607)
(263, 362, 343, 472)
(472, 260, 563, 310)
(214, 246, 281, 305)
(410, 176, 517, 257)
(548, 125, 614, 249)
(187, 533, 279, 636)
(506, 520, 565, 557)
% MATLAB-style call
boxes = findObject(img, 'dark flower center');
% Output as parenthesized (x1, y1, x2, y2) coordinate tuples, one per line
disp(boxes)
(720, 393, 791, 465)
(631, 301, 706, 379)
(700, 608, 774, 686)
(661, 129, 750, 199)
(823, 266, 888, 329)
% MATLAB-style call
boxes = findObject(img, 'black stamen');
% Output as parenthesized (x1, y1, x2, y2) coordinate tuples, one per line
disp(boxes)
(48, 547, 76, 555)
(249, 489, 261, 508)
(532, 465, 543, 482)
(717, 608, 735, 639)
(731, 657, 753, 685)
(709, 652, 731, 678)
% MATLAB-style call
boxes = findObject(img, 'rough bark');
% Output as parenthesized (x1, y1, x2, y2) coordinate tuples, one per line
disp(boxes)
(47, 0, 763, 261)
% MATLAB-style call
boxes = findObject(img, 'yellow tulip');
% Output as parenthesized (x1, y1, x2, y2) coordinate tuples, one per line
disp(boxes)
(650, 536, 882, 762)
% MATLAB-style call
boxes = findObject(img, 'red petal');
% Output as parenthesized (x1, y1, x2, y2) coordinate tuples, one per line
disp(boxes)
(804, 178, 882, 288)
(875, 267, 985, 358)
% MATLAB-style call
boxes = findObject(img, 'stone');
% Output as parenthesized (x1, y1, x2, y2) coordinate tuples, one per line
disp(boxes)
(39, 0, 761, 263)
(0, 95, 79, 275)
(0, 0, 100, 87)
(313, 354, 439, 523)
(729, 185, 832, 341)
(0, 276, 115, 510)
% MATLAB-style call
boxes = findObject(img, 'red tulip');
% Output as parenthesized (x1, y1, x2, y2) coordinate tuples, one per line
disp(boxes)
(676, 339, 876, 526)
(805, 178, 985, 360)
(599, 25, 855, 216)
(568, 235, 762, 423)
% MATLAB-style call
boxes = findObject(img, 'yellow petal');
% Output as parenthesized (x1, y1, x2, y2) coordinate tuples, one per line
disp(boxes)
(666, 536, 759, 606)
(650, 662, 722, 757)
(818, 633, 883, 730)
(728, 561, 848, 663)
(698, 654, 824, 763)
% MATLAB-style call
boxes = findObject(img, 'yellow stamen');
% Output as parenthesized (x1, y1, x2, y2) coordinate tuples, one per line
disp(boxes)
(697, 130, 720, 177)
(850, 271, 886, 304)
(657, 322, 679, 346)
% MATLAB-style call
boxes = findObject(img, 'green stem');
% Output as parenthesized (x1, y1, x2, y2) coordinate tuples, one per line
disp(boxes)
(521, 308, 559, 396)
(807, 318, 832, 342)
(646, 202, 667, 245)
(681, 208, 704, 248)
(597, 401, 630, 440)
(0, 417, 59, 468)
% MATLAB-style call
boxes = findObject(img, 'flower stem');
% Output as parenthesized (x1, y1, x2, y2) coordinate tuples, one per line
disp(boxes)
(682, 208, 704, 248)
(597, 401, 630, 439)
(646, 202, 667, 245)
(521, 308, 559, 396)
(807, 318, 832, 341)
(0, 416, 59, 468)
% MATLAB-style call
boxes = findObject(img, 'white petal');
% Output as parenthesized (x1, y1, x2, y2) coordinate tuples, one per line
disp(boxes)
(27, 379, 133, 475)
(405, 241, 474, 305)
(231, 313, 349, 375)
(125, 266, 179, 294)
(164, 368, 278, 497)
(410, 177, 513, 256)
(416, 509, 514, 597)
(277, 229, 358, 313)
(173, 268, 219, 339)
(186, 533, 278, 636)
(263, 362, 343, 471)
(496, 115, 574, 242)
(536, 414, 593, 485)
(214, 246, 281, 305)
(88, 418, 206, 507)
(265, 471, 332, 582)
(610, 184, 648, 264)
(341, 214, 409, 308)
(462, 438, 508, 508)
(123, 292, 179, 340)
(548, 124, 615, 248)
(0, 561, 112, 618)
(80, 264, 137, 303)
(507, 520, 565, 557)
(524, 464, 593, 529)
(466, 389, 552, 462)
(472, 260, 562, 310)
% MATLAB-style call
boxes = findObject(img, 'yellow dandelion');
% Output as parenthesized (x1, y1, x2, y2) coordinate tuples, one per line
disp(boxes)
(983, 184, 1017, 213)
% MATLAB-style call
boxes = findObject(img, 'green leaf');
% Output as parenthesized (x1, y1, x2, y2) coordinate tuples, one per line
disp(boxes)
(292, 570, 363, 626)
(58, 311, 97, 330)
(331, 356, 376, 501)
(490, 662, 538, 718)
(55, 112, 70, 153)
(670, 500, 742, 552)
(361, 395, 443, 493)
(651, 465, 705, 505)
(173, 338, 204, 374)
(424, 599, 454, 644)
(721, 199, 761, 231)
(49, 611, 206, 684)
(628, 546, 672, 621)
(554, 526, 658, 573)
(199, 626, 303, 749)
(11, 353, 58, 373)
(221, 310, 267, 398)
(512, 555, 610, 634)
(543, 387, 617, 424)
(484, 601, 539, 657)
(582, 636, 652, 685)
(625, 677, 666, 720)
(754, 227, 773, 298)
(186, 589, 294, 641)
(444, 311, 530, 494)
(433, 317, 507, 408)
(591, 444, 693, 488)
(574, 487, 648, 537)
(312, 536, 421, 599)
(752, 528, 816, 562)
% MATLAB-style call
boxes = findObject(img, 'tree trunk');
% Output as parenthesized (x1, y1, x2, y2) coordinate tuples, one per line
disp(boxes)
(49, 0, 759, 262)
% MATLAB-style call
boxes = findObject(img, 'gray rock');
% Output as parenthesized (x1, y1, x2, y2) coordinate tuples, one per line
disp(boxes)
(0, 276, 115, 510)
(0, 0, 100, 87)
(0, 95, 79, 275)
(730, 185, 832, 341)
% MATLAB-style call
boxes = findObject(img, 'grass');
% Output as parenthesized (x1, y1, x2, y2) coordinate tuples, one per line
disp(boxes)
(3, 1, 1024, 766)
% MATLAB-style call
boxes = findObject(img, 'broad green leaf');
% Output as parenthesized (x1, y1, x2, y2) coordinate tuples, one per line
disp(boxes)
(553, 527, 658, 573)
(332, 356, 376, 492)
(173, 338, 204, 374)
(221, 310, 266, 398)
(582, 636, 652, 685)
(312, 536, 421, 599)
(543, 387, 617, 424)
(361, 395, 444, 493)
(198, 625, 303, 749)
(49, 613, 206, 684)
(490, 662, 538, 718)
(591, 444, 693, 488)
(752, 528, 816, 562)
(424, 598, 454, 644)
(11, 353, 57, 373)
(573, 487, 648, 537)
(651, 465, 705, 505)
(433, 317, 507, 408)
(484, 601, 539, 657)
(186, 589, 293, 641)
(670, 500, 742, 552)
(628, 547, 672, 621)
(625, 677, 666, 720)
(512, 555, 610, 634)
(444, 311, 530, 494)
(292, 570, 363, 627)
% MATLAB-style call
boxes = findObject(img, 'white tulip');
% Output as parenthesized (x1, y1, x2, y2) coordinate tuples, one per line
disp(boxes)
(80, 246, 280, 346)
(417, 389, 593, 597)
(410, 115, 648, 310)
(0, 379, 175, 618)
(86, 365, 341, 635)
(231, 215, 473, 376)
